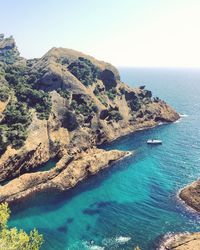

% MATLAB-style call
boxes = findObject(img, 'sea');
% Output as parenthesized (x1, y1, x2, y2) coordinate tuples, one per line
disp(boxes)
(9, 68, 200, 250)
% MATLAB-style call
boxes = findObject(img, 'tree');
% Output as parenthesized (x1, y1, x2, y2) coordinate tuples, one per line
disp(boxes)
(0, 203, 43, 250)
(68, 57, 100, 86)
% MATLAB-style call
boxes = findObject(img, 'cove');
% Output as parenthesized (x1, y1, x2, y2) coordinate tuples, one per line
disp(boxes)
(9, 68, 200, 250)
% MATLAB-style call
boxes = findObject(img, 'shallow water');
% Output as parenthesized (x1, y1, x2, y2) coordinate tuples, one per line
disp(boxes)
(9, 68, 200, 249)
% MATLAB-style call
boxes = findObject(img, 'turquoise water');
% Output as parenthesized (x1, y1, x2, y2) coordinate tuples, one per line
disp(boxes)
(32, 158, 57, 172)
(9, 68, 200, 250)
(1, 158, 57, 186)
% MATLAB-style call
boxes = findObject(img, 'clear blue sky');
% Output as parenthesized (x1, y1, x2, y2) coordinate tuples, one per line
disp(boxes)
(1, 0, 200, 67)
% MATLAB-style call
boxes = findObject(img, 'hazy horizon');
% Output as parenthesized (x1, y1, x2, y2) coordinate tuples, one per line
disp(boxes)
(1, 0, 200, 67)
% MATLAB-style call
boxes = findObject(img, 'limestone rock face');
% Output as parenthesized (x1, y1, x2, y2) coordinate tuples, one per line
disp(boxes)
(159, 233, 200, 250)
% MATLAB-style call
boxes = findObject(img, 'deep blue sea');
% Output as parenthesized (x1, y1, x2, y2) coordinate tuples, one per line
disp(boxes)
(9, 68, 200, 250)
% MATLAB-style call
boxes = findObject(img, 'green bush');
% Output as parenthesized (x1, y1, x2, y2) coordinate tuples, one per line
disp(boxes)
(15, 84, 52, 120)
(119, 86, 126, 95)
(0, 203, 43, 250)
(57, 88, 71, 99)
(4, 65, 52, 120)
(106, 88, 117, 100)
(110, 110, 123, 121)
(68, 57, 100, 86)
(0, 85, 10, 102)
(0, 125, 9, 154)
(97, 95, 108, 107)
(0, 101, 32, 151)
(70, 99, 98, 116)
(3, 101, 31, 126)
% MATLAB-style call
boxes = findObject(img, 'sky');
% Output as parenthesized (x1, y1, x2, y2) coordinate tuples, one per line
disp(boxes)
(1, 0, 200, 67)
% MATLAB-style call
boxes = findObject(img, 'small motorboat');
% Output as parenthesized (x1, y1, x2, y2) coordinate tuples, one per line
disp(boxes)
(147, 139, 162, 145)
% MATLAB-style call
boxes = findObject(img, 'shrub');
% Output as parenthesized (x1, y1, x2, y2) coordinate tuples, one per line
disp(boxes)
(119, 86, 126, 95)
(70, 99, 98, 116)
(68, 57, 100, 86)
(59, 57, 69, 65)
(57, 88, 71, 99)
(0, 125, 9, 154)
(0, 85, 10, 101)
(0, 101, 32, 151)
(106, 88, 117, 100)
(15, 84, 52, 120)
(0, 203, 43, 250)
(4, 65, 52, 120)
(110, 110, 123, 121)
(97, 95, 108, 107)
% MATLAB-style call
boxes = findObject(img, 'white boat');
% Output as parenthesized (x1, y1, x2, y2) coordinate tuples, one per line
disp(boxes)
(147, 139, 162, 145)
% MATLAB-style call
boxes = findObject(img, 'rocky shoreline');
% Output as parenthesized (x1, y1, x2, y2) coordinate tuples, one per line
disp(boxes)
(179, 180, 200, 213)
(0, 148, 130, 203)
(157, 182, 200, 250)
(159, 232, 200, 250)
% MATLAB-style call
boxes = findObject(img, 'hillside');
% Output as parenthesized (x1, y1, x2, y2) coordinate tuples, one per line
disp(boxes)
(0, 34, 179, 202)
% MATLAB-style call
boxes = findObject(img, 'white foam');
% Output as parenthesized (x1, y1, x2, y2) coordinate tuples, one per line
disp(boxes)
(89, 246, 104, 250)
(102, 236, 131, 247)
(83, 241, 105, 250)
(179, 114, 188, 117)
(115, 236, 131, 244)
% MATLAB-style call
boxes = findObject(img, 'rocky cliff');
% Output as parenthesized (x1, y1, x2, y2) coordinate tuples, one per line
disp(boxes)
(0, 35, 179, 202)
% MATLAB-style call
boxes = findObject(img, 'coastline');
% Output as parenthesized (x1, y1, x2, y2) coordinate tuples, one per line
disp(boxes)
(158, 182, 200, 250)
(178, 179, 200, 213)
(176, 190, 200, 215)
(158, 232, 200, 250)
(0, 114, 179, 205)
(0, 148, 133, 204)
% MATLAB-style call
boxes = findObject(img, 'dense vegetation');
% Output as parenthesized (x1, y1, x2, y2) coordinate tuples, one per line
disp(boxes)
(0, 203, 43, 250)
(0, 84, 10, 101)
(68, 57, 100, 86)
(57, 88, 71, 99)
(0, 101, 32, 153)
(0, 62, 52, 153)
(0, 35, 19, 64)
(4, 64, 52, 119)
(71, 99, 98, 116)
(15, 83, 51, 120)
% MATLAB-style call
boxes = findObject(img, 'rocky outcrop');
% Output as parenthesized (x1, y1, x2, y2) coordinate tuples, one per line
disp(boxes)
(0, 34, 20, 64)
(0, 148, 129, 203)
(159, 233, 200, 250)
(179, 180, 200, 213)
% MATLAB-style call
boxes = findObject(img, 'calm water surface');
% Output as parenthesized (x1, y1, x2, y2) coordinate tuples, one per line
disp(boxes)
(9, 68, 200, 250)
